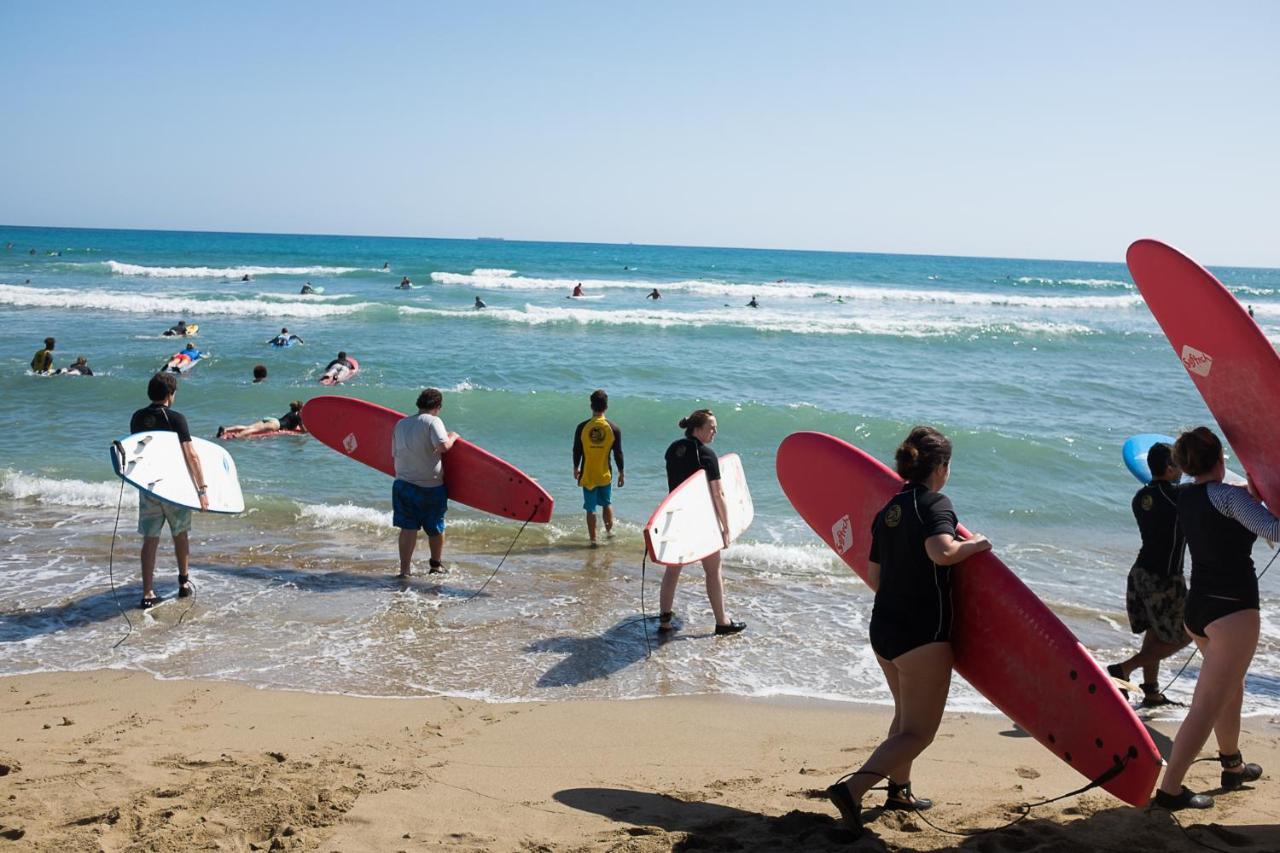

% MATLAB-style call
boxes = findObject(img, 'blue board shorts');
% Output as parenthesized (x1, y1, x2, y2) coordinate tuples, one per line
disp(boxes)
(393, 479, 448, 535)
(138, 492, 192, 538)
(582, 484, 612, 513)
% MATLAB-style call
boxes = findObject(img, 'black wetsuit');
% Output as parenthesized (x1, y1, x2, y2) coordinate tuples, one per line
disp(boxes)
(279, 410, 302, 431)
(664, 436, 719, 491)
(1178, 484, 1260, 635)
(325, 358, 354, 372)
(1132, 481, 1185, 577)
(868, 483, 958, 660)
(130, 403, 192, 443)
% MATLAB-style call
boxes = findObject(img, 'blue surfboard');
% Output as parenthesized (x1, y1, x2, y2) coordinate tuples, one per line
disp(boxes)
(1122, 433, 1174, 484)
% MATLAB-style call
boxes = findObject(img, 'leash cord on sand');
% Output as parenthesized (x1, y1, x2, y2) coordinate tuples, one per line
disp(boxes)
(881, 757, 1131, 838)
(107, 478, 134, 649)
(459, 503, 540, 604)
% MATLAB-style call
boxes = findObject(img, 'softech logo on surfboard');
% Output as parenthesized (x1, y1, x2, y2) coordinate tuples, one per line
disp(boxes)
(831, 514, 854, 554)
(1180, 344, 1213, 378)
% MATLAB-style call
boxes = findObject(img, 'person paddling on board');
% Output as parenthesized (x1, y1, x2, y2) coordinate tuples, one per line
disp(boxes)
(572, 389, 625, 547)
(646, 288, 662, 301)
(1106, 442, 1192, 707)
(267, 327, 304, 346)
(300, 282, 316, 294)
(323, 351, 355, 381)
(218, 400, 305, 439)
(1153, 427, 1276, 811)
(30, 336, 55, 374)
(746, 296, 759, 308)
(825, 426, 991, 837)
(399, 276, 413, 290)
(165, 342, 201, 373)
(64, 356, 93, 376)
(130, 372, 208, 609)
(474, 296, 487, 309)
(572, 282, 585, 297)
(658, 410, 745, 637)
(392, 388, 459, 577)
(240, 274, 251, 282)
(164, 320, 190, 337)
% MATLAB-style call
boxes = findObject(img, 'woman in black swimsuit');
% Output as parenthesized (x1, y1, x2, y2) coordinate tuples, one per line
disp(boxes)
(826, 426, 990, 836)
(1155, 427, 1275, 810)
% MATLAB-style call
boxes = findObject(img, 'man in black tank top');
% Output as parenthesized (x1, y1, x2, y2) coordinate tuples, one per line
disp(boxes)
(1106, 443, 1190, 707)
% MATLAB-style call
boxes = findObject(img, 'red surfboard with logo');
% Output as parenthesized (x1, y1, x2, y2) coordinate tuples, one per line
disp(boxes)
(1127, 239, 1280, 508)
(776, 431, 1162, 807)
(302, 396, 553, 523)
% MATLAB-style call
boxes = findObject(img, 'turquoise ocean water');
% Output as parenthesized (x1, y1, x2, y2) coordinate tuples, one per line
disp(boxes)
(1, 225, 1277, 714)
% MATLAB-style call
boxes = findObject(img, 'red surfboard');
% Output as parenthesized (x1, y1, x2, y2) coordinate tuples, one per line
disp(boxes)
(776, 431, 1161, 807)
(302, 396, 553, 523)
(1127, 239, 1280, 508)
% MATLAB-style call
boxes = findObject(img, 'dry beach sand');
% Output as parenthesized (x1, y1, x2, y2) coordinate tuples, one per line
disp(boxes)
(0, 670, 1277, 852)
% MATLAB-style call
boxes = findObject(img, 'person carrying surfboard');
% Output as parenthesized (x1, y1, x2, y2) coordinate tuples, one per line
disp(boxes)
(30, 336, 55, 373)
(391, 388, 458, 577)
(658, 410, 745, 636)
(1154, 427, 1275, 811)
(130, 372, 208, 609)
(1107, 442, 1192, 707)
(572, 389, 624, 546)
(825, 426, 991, 836)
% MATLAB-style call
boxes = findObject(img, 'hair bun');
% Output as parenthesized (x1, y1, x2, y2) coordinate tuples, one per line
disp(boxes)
(678, 418, 689, 429)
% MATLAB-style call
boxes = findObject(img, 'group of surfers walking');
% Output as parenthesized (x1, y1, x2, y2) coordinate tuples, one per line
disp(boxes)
(121, 371, 1270, 833)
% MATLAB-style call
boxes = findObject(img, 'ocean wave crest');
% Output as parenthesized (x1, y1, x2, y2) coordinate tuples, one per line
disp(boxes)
(0, 470, 137, 509)
(106, 261, 368, 278)
(0, 284, 374, 319)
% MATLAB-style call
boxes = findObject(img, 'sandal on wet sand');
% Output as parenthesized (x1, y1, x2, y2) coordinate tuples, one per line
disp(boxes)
(177, 576, 194, 598)
(1153, 786, 1213, 810)
(139, 594, 163, 610)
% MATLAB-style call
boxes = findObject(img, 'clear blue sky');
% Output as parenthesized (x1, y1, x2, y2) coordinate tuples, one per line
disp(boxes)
(3, 2, 1277, 265)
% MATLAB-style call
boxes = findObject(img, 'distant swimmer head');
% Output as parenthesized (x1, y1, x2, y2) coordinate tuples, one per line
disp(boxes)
(416, 387, 443, 413)
(252, 364, 267, 382)
(1174, 427, 1223, 478)
(44, 336, 55, 348)
(679, 409, 717, 442)
(590, 389, 608, 413)
(148, 371, 178, 402)
(1147, 442, 1178, 480)
(895, 425, 952, 485)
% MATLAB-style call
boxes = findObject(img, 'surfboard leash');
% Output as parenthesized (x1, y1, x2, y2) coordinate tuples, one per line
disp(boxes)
(106, 476, 134, 649)
(459, 501, 541, 604)
(639, 549, 652, 658)
(893, 755, 1132, 839)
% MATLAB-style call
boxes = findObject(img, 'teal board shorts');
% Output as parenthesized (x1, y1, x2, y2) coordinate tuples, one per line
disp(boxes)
(393, 479, 448, 535)
(138, 492, 192, 538)
(582, 484, 612, 513)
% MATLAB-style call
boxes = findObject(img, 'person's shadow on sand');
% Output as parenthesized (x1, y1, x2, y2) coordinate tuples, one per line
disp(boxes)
(554, 786, 1280, 852)
(527, 617, 655, 688)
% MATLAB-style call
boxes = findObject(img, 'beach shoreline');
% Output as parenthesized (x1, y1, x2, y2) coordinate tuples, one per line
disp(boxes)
(2, 669, 1277, 852)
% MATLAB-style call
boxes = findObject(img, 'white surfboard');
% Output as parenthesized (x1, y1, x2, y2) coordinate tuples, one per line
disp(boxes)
(644, 453, 753, 567)
(110, 431, 244, 513)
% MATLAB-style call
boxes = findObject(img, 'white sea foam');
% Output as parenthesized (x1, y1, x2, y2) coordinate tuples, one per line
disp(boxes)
(105, 261, 367, 278)
(470, 268, 516, 277)
(0, 470, 137, 509)
(446, 379, 486, 392)
(0, 285, 374, 319)
(725, 540, 841, 574)
(431, 270, 1144, 310)
(400, 304, 1097, 338)
(297, 502, 392, 530)
(1015, 276, 1131, 289)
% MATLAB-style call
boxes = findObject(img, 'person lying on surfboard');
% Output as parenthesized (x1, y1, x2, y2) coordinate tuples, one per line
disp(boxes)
(825, 426, 990, 837)
(163, 320, 191, 337)
(267, 327, 305, 346)
(1153, 427, 1275, 811)
(392, 387, 459, 577)
(658, 409, 745, 637)
(217, 400, 306, 439)
(164, 343, 201, 373)
(322, 352, 355, 380)
(1107, 442, 1191, 708)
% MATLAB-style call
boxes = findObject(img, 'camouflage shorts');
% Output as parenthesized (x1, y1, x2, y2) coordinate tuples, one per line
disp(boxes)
(1125, 563, 1187, 645)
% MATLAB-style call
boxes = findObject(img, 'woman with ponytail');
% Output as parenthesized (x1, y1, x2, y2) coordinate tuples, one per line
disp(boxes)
(1153, 426, 1274, 811)
(658, 409, 746, 636)
(826, 425, 990, 836)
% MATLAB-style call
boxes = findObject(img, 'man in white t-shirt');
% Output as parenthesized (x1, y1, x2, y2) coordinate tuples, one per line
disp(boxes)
(392, 388, 458, 576)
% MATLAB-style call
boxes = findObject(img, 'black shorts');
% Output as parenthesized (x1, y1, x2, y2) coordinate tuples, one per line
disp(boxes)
(869, 602, 952, 661)
(1184, 593, 1259, 637)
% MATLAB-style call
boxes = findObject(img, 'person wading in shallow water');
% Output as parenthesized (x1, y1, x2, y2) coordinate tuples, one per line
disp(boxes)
(391, 388, 458, 577)
(572, 389, 624, 547)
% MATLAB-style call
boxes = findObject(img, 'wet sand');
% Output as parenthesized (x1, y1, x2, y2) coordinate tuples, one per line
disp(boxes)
(1, 670, 1278, 851)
